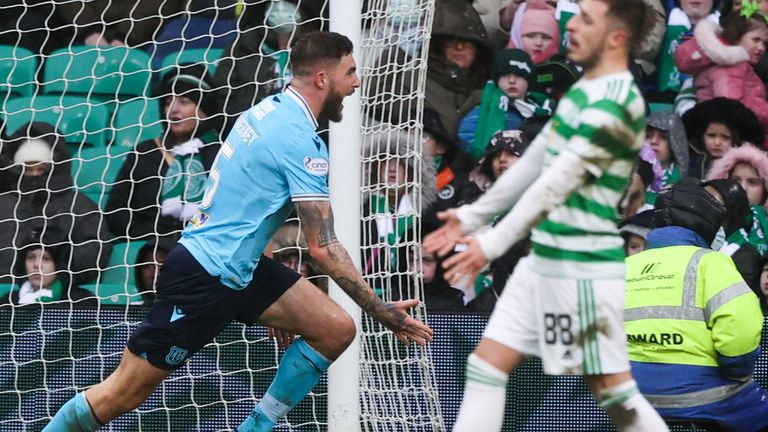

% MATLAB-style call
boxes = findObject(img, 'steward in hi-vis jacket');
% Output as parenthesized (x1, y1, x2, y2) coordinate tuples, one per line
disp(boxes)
(625, 179, 768, 432)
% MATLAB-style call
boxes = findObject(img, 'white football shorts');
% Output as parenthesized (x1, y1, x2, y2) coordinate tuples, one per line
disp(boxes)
(484, 257, 630, 375)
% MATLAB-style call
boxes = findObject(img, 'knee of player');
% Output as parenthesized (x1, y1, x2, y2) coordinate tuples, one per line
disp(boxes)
(98, 385, 148, 413)
(337, 314, 357, 346)
(326, 313, 356, 352)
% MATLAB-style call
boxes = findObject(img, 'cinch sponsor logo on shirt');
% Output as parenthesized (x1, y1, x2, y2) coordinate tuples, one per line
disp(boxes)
(303, 157, 329, 176)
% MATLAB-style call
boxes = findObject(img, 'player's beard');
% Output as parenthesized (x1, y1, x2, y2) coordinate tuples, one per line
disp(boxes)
(320, 87, 345, 123)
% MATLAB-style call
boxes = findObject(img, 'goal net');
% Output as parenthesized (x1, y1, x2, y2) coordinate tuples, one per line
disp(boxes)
(0, 0, 443, 431)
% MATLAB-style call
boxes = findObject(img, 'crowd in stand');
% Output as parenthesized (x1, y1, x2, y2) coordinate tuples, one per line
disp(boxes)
(2, 0, 768, 318)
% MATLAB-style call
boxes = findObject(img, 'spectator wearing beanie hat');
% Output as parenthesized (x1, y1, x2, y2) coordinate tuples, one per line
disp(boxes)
(105, 63, 222, 239)
(507, 0, 560, 64)
(478, 129, 528, 182)
(3, 225, 96, 306)
(619, 210, 655, 256)
(0, 121, 111, 286)
(13, 138, 53, 178)
(458, 48, 552, 162)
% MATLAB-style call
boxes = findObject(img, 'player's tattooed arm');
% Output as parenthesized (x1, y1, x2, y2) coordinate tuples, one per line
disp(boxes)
(294, 200, 408, 331)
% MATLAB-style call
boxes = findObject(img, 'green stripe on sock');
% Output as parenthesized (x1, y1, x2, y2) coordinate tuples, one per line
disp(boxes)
(599, 386, 639, 409)
(466, 364, 507, 388)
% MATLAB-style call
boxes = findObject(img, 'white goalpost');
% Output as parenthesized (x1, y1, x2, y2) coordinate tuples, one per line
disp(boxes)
(0, 0, 443, 431)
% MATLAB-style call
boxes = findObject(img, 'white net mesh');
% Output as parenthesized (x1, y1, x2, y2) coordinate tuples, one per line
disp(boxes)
(0, 0, 442, 431)
(359, 1, 444, 431)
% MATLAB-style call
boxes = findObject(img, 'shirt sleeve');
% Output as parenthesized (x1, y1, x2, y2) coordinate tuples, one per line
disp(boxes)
(279, 135, 330, 202)
(567, 99, 639, 178)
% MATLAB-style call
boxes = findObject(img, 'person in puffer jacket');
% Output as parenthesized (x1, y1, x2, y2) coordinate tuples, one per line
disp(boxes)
(675, 10, 768, 146)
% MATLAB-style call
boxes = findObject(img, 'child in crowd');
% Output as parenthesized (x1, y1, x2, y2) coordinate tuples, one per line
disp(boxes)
(682, 97, 764, 178)
(759, 255, 768, 314)
(5, 228, 94, 306)
(619, 211, 655, 257)
(459, 48, 550, 162)
(644, 112, 690, 205)
(676, 7, 768, 141)
(707, 144, 768, 255)
(421, 247, 464, 312)
(507, 0, 560, 63)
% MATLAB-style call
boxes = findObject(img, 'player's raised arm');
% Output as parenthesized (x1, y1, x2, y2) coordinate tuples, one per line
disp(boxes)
(294, 199, 433, 346)
(423, 132, 547, 257)
(442, 149, 593, 284)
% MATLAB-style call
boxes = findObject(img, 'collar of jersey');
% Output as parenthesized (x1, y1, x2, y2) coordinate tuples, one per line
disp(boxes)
(284, 86, 319, 129)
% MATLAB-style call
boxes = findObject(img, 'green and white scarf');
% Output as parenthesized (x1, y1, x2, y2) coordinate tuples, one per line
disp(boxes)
(370, 193, 415, 268)
(725, 205, 768, 256)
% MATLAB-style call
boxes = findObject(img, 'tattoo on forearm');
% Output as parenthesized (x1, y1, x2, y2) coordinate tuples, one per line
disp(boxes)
(296, 201, 339, 247)
(296, 201, 406, 331)
(318, 211, 337, 247)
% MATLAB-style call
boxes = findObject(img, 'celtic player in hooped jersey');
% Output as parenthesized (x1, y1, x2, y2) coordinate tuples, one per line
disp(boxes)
(44, 31, 432, 432)
(425, 1, 669, 431)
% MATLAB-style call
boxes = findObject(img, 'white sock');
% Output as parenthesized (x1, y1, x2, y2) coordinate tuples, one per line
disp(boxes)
(598, 379, 669, 432)
(453, 354, 509, 432)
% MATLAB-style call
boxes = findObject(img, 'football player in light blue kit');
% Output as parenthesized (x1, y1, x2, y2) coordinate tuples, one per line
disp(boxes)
(43, 31, 433, 432)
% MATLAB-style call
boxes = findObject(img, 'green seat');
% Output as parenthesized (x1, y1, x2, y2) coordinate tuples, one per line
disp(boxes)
(0, 283, 17, 299)
(3, 95, 111, 147)
(0, 45, 38, 98)
(649, 103, 674, 114)
(81, 282, 142, 305)
(83, 239, 149, 304)
(70, 146, 127, 209)
(113, 97, 164, 149)
(157, 47, 223, 77)
(43, 46, 152, 98)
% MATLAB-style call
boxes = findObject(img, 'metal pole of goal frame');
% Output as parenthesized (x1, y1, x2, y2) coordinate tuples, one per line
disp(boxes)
(328, 0, 363, 431)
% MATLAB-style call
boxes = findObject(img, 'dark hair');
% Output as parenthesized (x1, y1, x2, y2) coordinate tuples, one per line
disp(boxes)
(721, 10, 768, 45)
(601, 0, 648, 51)
(290, 31, 354, 77)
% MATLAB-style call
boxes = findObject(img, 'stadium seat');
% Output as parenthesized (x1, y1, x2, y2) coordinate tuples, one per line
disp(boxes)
(81, 282, 143, 305)
(0, 283, 17, 299)
(84, 239, 149, 304)
(70, 146, 128, 209)
(43, 46, 153, 99)
(649, 102, 674, 114)
(0, 45, 38, 98)
(103, 239, 148, 286)
(157, 47, 224, 77)
(112, 97, 164, 149)
(3, 95, 111, 147)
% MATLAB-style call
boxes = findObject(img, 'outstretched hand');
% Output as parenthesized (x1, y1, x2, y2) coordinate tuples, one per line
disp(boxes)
(423, 209, 465, 257)
(442, 236, 488, 285)
(375, 299, 434, 347)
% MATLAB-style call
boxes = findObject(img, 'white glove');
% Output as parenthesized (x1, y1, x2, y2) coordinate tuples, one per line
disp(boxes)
(161, 197, 183, 218)
(179, 203, 198, 222)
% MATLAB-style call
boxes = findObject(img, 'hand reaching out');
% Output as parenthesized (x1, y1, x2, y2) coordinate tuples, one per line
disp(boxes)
(441, 236, 488, 286)
(373, 299, 434, 347)
(423, 209, 465, 257)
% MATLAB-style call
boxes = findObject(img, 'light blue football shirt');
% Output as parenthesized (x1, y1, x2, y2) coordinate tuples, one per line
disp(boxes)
(180, 87, 329, 289)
